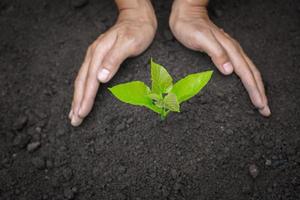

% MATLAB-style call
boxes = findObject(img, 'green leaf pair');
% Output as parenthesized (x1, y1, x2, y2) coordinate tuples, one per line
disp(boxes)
(108, 59, 213, 119)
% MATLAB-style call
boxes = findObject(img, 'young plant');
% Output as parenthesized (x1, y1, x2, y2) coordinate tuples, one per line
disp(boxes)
(108, 59, 213, 119)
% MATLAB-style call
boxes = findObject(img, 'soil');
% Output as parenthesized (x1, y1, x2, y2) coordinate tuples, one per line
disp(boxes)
(0, 0, 300, 199)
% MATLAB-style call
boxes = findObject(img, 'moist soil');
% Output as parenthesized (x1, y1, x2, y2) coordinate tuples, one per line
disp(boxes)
(0, 0, 300, 199)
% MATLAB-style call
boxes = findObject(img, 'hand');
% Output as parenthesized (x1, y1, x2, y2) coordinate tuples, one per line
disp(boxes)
(69, 1, 157, 126)
(169, 0, 271, 116)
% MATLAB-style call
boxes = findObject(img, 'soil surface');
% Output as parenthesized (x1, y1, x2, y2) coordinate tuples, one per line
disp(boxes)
(1, 0, 300, 199)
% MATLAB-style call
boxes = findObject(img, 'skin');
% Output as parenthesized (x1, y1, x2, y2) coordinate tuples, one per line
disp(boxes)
(69, 0, 271, 126)
(69, 0, 157, 126)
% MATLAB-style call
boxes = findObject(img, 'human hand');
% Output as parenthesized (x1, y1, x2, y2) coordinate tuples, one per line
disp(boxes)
(169, 0, 271, 116)
(69, 0, 157, 126)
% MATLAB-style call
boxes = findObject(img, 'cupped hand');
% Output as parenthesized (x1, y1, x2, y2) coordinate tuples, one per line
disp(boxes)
(69, 4, 157, 126)
(169, 0, 271, 116)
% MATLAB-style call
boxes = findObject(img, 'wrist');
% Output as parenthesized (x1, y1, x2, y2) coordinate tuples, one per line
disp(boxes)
(115, 0, 152, 10)
(174, 0, 208, 7)
(116, 0, 157, 30)
(170, 0, 208, 23)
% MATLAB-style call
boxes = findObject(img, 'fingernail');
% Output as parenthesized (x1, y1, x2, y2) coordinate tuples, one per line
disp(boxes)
(78, 107, 84, 118)
(222, 62, 233, 74)
(256, 92, 264, 108)
(71, 115, 83, 127)
(265, 105, 271, 115)
(68, 109, 73, 119)
(259, 105, 271, 116)
(98, 68, 110, 82)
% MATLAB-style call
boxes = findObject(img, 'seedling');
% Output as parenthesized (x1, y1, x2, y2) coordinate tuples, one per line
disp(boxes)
(109, 59, 213, 119)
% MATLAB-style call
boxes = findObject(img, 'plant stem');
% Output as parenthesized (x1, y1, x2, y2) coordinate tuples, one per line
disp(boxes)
(161, 103, 166, 120)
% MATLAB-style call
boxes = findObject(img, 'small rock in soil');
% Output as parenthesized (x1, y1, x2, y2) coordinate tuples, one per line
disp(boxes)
(242, 184, 252, 194)
(56, 129, 65, 137)
(162, 185, 170, 196)
(72, 187, 78, 193)
(35, 126, 42, 133)
(118, 165, 127, 174)
(214, 114, 225, 123)
(71, 0, 89, 8)
(42, 194, 48, 200)
(249, 164, 259, 178)
(46, 159, 54, 169)
(150, 172, 156, 178)
(32, 133, 41, 141)
(126, 117, 134, 124)
(63, 167, 73, 181)
(36, 119, 48, 128)
(225, 129, 234, 135)
(27, 141, 41, 152)
(162, 126, 170, 133)
(171, 169, 177, 179)
(115, 193, 126, 200)
(51, 177, 60, 188)
(64, 188, 75, 200)
(265, 159, 272, 166)
(267, 187, 273, 193)
(1, 158, 11, 168)
(15, 188, 20, 195)
(31, 157, 45, 169)
(115, 121, 126, 132)
(13, 134, 31, 148)
(173, 182, 181, 192)
(13, 115, 28, 130)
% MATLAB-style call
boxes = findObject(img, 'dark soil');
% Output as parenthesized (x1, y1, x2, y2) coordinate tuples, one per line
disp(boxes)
(1, 0, 300, 199)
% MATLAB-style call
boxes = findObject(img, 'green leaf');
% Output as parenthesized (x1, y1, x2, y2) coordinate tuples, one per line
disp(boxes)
(151, 59, 173, 94)
(163, 92, 180, 112)
(148, 93, 162, 101)
(171, 71, 213, 103)
(108, 81, 162, 114)
(154, 100, 164, 108)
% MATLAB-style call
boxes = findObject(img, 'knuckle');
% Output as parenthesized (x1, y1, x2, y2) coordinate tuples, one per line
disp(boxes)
(213, 48, 227, 61)
(102, 55, 115, 67)
(120, 31, 137, 44)
(195, 29, 211, 42)
(232, 38, 239, 46)
(97, 34, 104, 40)
(192, 39, 202, 50)
(193, 29, 212, 49)
(253, 70, 261, 78)
(130, 38, 141, 53)
(93, 42, 103, 53)
(90, 42, 98, 51)
(231, 38, 242, 50)
(227, 41, 240, 54)
(243, 72, 255, 85)
(74, 76, 83, 86)
(118, 29, 141, 54)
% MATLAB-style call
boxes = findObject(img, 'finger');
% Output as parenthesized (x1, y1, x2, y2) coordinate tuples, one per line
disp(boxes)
(68, 109, 73, 120)
(77, 33, 117, 119)
(70, 47, 92, 126)
(98, 35, 136, 83)
(213, 30, 264, 109)
(194, 29, 233, 75)
(242, 53, 271, 116)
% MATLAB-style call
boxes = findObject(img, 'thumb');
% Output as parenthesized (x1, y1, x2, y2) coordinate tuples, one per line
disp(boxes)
(195, 30, 233, 75)
(98, 38, 133, 83)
